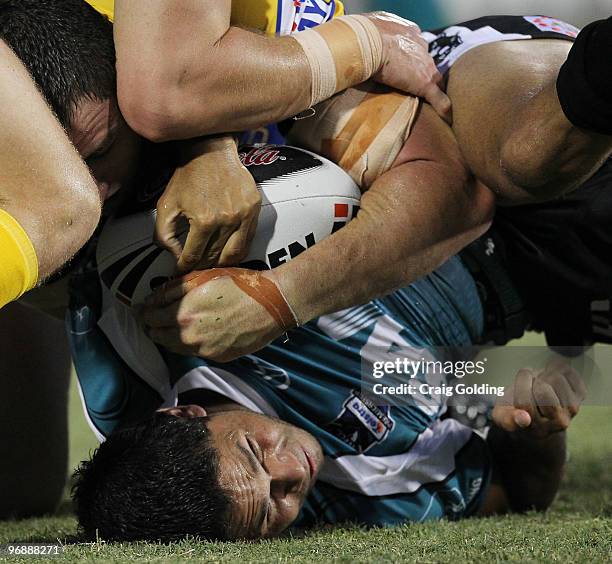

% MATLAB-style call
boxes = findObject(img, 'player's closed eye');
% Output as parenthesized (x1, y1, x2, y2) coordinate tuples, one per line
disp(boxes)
(246, 436, 272, 534)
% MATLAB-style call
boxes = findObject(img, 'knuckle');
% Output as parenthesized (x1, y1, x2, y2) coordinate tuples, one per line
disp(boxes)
(176, 310, 191, 327)
(225, 246, 245, 259)
(181, 253, 201, 266)
(156, 192, 171, 208)
(219, 250, 246, 267)
(249, 192, 263, 207)
(217, 211, 241, 227)
(200, 346, 218, 360)
(180, 330, 199, 348)
(192, 214, 214, 229)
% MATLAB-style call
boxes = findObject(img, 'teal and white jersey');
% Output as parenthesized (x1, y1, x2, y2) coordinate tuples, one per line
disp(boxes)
(69, 255, 491, 527)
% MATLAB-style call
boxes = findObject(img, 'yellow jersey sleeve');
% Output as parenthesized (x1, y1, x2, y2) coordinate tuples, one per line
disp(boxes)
(84, 1, 344, 35)
(0, 209, 38, 309)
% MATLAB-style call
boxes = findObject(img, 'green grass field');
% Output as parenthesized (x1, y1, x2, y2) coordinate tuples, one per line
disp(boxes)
(1, 341, 611, 562)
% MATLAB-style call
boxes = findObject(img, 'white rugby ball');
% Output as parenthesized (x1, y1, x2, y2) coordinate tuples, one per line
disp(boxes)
(96, 145, 361, 306)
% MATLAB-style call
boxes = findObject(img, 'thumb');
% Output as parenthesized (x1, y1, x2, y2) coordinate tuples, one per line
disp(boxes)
(492, 406, 531, 432)
(424, 82, 452, 125)
(513, 409, 532, 429)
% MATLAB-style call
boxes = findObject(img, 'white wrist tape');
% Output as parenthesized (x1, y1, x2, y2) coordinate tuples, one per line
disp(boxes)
(292, 15, 383, 107)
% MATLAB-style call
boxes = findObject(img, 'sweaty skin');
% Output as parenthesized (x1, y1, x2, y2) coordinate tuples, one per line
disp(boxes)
(448, 39, 612, 202)
(111, 1, 450, 269)
(113, 1, 449, 141)
(145, 105, 495, 361)
(152, 358, 583, 538)
(144, 39, 612, 362)
(0, 40, 101, 287)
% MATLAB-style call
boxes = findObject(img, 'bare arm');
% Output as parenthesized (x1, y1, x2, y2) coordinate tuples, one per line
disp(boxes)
(143, 106, 495, 361)
(114, 1, 448, 142)
(115, 1, 307, 140)
(0, 40, 100, 283)
(276, 106, 494, 322)
(448, 40, 612, 203)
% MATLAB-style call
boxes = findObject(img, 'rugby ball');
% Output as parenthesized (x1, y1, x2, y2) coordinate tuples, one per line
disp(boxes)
(96, 145, 361, 306)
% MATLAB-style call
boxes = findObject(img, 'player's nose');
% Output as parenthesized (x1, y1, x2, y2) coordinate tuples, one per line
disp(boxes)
(268, 451, 308, 498)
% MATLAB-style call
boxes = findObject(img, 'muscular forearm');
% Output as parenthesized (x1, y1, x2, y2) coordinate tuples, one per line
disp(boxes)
(115, 2, 445, 142)
(274, 160, 494, 324)
(487, 425, 566, 512)
(117, 23, 311, 141)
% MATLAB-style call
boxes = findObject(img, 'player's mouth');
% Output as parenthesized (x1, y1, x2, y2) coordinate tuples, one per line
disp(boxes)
(303, 448, 318, 483)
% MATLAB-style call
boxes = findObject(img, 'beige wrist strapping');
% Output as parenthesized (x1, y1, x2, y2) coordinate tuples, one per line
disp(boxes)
(288, 82, 420, 189)
(292, 15, 383, 107)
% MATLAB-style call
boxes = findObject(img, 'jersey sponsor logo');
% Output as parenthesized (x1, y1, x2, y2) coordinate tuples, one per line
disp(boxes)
(234, 356, 291, 390)
(437, 487, 467, 517)
(287, 0, 337, 33)
(268, 232, 316, 267)
(323, 389, 395, 453)
(239, 147, 286, 167)
(467, 477, 483, 503)
(425, 23, 531, 74)
(524, 16, 579, 38)
(238, 145, 323, 184)
(428, 32, 464, 66)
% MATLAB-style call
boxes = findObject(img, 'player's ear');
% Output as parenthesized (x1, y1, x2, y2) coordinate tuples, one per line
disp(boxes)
(157, 404, 208, 418)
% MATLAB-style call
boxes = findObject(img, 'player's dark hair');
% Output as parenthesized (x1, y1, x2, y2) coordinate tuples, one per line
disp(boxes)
(72, 413, 231, 542)
(0, 0, 115, 128)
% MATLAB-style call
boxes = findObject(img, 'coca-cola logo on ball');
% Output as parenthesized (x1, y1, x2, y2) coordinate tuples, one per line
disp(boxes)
(238, 145, 323, 184)
(240, 147, 284, 166)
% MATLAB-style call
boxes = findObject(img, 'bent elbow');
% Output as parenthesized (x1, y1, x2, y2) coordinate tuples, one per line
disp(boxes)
(118, 94, 177, 143)
(57, 177, 101, 251)
(33, 176, 101, 279)
(117, 70, 226, 142)
(116, 69, 184, 142)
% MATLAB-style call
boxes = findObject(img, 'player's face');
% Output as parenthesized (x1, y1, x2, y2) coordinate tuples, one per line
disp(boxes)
(68, 96, 141, 204)
(206, 410, 324, 539)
